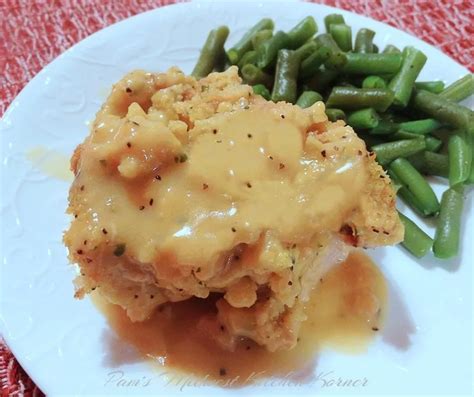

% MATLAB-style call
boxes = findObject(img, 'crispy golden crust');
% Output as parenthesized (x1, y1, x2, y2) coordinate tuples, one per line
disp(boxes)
(304, 121, 403, 248)
(346, 153, 404, 248)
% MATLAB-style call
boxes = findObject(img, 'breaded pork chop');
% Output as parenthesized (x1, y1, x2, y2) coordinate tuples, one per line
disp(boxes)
(64, 66, 403, 352)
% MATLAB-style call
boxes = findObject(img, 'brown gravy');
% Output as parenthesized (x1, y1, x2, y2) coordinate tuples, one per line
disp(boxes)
(94, 251, 386, 384)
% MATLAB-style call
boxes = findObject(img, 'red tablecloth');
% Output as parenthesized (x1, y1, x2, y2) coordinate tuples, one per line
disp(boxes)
(0, 0, 472, 395)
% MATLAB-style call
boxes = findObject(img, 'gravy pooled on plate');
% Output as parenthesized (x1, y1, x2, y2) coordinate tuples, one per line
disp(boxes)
(95, 251, 386, 383)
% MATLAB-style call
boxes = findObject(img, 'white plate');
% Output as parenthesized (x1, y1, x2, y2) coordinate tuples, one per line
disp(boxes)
(1, 1, 472, 396)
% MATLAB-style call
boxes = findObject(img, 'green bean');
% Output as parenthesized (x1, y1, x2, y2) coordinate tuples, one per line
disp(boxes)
(213, 50, 229, 72)
(424, 152, 449, 178)
(326, 108, 346, 122)
(324, 13, 345, 32)
(238, 50, 258, 69)
(192, 26, 230, 79)
(383, 44, 401, 54)
(341, 53, 403, 75)
(398, 212, 433, 258)
(433, 187, 464, 258)
(397, 184, 431, 216)
(425, 128, 457, 152)
(424, 152, 449, 177)
(398, 119, 442, 135)
(287, 16, 318, 49)
(315, 34, 347, 70)
(387, 168, 426, 215)
(368, 119, 398, 135)
(294, 41, 319, 61)
(252, 84, 271, 100)
(387, 167, 402, 190)
(372, 138, 426, 165)
(271, 49, 300, 103)
(390, 158, 440, 215)
(227, 19, 274, 65)
(326, 87, 394, 112)
(329, 24, 352, 52)
(440, 74, 474, 102)
(413, 89, 473, 129)
(414, 81, 445, 94)
(354, 28, 375, 53)
(467, 127, 474, 184)
(347, 108, 380, 129)
(241, 64, 273, 87)
(388, 46, 427, 107)
(305, 69, 339, 92)
(448, 134, 471, 186)
(296, 91, 323, 108)
(425, 136, 442, 152)
(299, 46, 332, 80)
(362, 76, 387, 89)
(256, 31, 290, 69)
(410, 151, 449, 178)
(406, 152, 426, 171)
(391, 130, 422, 140)
(251, 29, 273, 50)
(407, 150, 449, 178)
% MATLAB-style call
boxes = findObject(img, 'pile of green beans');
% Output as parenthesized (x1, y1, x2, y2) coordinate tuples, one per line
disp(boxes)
(193, 14, 474, 260)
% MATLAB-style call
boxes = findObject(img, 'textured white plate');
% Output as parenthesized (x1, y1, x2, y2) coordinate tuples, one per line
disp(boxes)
(0, 1, 473, 396)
